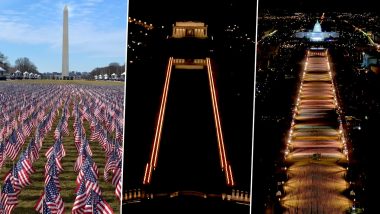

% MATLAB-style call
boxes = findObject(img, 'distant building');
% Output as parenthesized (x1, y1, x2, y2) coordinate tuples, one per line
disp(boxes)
(42, 72, 63, 79)
(172, 22, 208, 38)
(294, 20, 339, 42)
(167, 21, 211, 60)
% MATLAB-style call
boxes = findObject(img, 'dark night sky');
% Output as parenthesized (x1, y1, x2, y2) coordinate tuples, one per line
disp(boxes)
(129, 0, 377, 21)
(259, 0, 377, 12)
(128, 0, 255, 27)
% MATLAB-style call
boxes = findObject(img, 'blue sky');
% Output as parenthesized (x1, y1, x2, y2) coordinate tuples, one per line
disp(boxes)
(0, 0, 127, 73)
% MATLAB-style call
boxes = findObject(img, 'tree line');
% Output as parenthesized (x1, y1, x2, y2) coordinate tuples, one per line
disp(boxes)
(1, 51, 125, 78)
(88, 62, 126, 79)
(0, 51, 39, 75)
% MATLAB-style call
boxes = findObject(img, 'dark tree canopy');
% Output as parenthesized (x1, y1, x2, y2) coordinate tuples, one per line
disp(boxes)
(109, 62, 121, 67)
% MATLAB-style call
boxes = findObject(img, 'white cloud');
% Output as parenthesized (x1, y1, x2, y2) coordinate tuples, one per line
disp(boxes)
(0, 0, 125, 58)
(0, 15, 60, 45)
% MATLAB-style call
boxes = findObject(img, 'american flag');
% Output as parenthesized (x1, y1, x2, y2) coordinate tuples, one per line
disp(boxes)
(34, 127, 44, 150)
(15, 126, 25, 147)
(111, 159, 122, 187)
(0, 176, 18, 214)
(45, 111, 55, 134)
(34, 200, 51, 214)
(17, 112, 21, 123)
(75, 154, 98, 187)
(21, 119, 32, 137)
(25, 137, 39, 163)
(3, 154, 34, 192)
(53, 124, 61, 141)
(73, 180, 113, 214)
(5, 130, 21, 161)
(84, 190, 113, 214)
(90, 123, 100, 142)
(74, 139, 93, 173)
(104, 145, 120, 182)
(45, 153, 63, 177)
(61, 119, 69, 136)
(14, 152, 35, 187)
(115, 178, 122, 200)
(115, 123, 122, 141)
(0, 193, 4, 214)
(54, 113, 69, 140)
(105, 115, 112, 133)
(72, 180, 87, 213)
(0, 121, 7, 141)
(39, 118, 48, 137)
(11, 117, 17, 129)
(30, 111, 39, 128)
(0, 143, 5, 168)
(97, 130, 111, 155)
(45, 137, 66, 162)
(112, 160, 122, 200)
(34, 176, 64, 214)
(83, 138, 93, 157)
(74, 124, 82, 152)
(37, 110, 45, 122)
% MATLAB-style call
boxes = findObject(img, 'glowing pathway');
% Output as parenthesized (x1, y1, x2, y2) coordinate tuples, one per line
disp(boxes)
(282, 49, 352, 213)
(143, 57, 234, 187)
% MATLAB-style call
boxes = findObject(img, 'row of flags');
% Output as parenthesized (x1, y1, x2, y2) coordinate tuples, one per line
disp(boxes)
(35, 99, 70, 214)
(78, 95, 122, 200)
(72, 100, 113, 214)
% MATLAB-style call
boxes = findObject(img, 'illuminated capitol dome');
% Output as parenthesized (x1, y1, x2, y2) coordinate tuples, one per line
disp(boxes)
(313, 20, 322, 32)
(295, 20, 339, 42)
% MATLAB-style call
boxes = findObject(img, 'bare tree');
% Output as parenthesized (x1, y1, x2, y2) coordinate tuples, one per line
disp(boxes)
(0, 52, 11, 75)
(14, 57, 38, 73)
(89, 63, 125, 79)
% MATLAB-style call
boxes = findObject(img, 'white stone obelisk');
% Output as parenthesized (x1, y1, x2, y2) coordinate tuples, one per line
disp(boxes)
(62, 5, 69, 78)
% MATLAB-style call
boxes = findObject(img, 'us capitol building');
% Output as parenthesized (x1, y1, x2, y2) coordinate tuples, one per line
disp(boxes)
(294, 20, 339, 42)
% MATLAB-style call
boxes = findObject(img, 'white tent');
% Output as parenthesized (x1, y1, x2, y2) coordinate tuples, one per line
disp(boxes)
(29, 73, 34, 79)
(111, 73, 117, 79)
(23, 71, 29, 78)
(94, 75, 98, 80)
(0, 67, 5, 72)
(98, 74, 103, 80)
(104, 74, 109, 80)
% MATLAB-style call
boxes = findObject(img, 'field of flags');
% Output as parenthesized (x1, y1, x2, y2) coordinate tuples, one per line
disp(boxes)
(0, 81, 124, 213)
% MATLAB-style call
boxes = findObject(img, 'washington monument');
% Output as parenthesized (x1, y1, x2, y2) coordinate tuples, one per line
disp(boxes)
(62, 5, 69, 78)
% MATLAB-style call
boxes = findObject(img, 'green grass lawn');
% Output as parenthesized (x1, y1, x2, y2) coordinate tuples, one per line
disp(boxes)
(2, 99, 121, 213)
